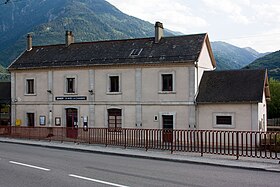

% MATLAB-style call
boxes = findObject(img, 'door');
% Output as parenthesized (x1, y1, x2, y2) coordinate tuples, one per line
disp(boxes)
(162, 115, 173, 143)
(27, 113, 35, 127)
(66, 108, 78, 138)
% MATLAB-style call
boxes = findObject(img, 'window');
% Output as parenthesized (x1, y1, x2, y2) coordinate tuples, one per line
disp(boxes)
(216, 116, 232, 125)
(162, 74, 173, 91)
(67, 78, 75, 93)
(108, 109, 122, 131)
(27, 113, 35, 127)
(213, 113, 235, 128)
(107, 74, 121, 94)
(110, 76, 119, 92)
(64, 75, 77, 94)
(162, 115, 173, 129)
(26, 79, 35, 94)
(130, 48, 143, 56)
(159, 71, 175, 93)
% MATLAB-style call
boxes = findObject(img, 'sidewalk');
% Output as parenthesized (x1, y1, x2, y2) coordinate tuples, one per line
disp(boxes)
(0, 137, 279, 172)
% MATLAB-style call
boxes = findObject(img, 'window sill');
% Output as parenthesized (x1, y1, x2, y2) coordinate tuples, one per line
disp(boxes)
(106, 92, 122, 95)
(64, 92, 78, 95)
(213, 125, 235, 129)
(158, 91, 176, 94)
(24, 93, 37, 96)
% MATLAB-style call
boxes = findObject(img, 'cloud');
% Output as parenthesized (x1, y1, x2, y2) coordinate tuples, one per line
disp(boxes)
(202, 0, 250, 24)
(107, 0, 208, 33)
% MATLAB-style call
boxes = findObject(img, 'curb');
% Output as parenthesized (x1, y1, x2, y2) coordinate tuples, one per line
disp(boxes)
(1, 139, 279, 173)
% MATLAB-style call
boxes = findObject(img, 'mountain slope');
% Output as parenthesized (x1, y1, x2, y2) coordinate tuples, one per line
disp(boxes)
(0, 0, 173, 67)
(245, 50, 280, 80)
(211, 41, 268, 70)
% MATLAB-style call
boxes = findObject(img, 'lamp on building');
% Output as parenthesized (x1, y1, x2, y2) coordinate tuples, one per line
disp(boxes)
(88, 90, 93, 95)
(47, 90, 52, 94)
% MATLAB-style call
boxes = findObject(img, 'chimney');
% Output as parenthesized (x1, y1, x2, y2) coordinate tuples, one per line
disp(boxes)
(155, 21, 164, 43)
(27, 34, 32, 51)
(65, 31, 74, 47)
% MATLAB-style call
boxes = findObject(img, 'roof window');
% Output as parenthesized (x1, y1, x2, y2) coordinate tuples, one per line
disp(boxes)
(130, 48, 143, 56)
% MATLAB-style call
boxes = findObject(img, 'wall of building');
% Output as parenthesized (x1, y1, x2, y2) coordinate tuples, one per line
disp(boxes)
(258, 92, 267, 131)
(197, 103, 259, 131)
(11, 64, 196, 129)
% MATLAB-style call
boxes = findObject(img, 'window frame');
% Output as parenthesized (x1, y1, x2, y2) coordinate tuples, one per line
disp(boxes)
(107, 73, 122, 95)
(25, 78, 36, 95)
(159, 112, 176, 129)
(107, 108, 122, 132)
(158, 71, 176, 94)
(64, 75, 78, 95)
(213, 112, 235, 129)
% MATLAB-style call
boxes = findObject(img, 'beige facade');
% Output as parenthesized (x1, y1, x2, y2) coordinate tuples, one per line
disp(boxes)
(11, 47, 214, 129)
(197, 102, 267, 131)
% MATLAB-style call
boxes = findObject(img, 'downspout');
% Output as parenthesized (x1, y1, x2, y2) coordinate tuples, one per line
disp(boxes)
(194, 61, 199, 129)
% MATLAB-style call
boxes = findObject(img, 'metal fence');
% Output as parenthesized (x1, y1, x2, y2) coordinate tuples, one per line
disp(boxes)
(0, 126, 279, 160)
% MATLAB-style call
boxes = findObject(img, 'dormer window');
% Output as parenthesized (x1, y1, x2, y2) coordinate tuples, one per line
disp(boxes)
(130, 48, 143, 56)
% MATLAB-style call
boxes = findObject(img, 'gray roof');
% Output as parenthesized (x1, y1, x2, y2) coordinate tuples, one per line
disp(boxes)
(196, 69, 269, 103)
(9, 34, 213, 70)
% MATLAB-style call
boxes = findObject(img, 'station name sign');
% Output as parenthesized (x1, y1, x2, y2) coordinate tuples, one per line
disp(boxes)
(55, 96, 87, 101)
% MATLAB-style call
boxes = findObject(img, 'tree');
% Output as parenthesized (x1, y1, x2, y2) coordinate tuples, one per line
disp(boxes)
(268, 79, 280, 119)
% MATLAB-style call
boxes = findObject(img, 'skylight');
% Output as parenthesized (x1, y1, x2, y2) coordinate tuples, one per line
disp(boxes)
(130, 48, 143, 56)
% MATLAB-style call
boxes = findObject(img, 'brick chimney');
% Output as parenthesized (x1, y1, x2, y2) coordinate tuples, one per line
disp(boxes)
(65, 31, 74, 47)
(155, 22, 164, 43)
(27, 34, 32, 51)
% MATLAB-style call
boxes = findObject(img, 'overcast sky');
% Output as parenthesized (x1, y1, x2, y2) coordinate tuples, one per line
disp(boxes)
(107, 0, 280, 53)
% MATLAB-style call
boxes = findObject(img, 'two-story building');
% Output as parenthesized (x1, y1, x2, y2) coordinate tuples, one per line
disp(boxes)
(8, 22, 270, 135)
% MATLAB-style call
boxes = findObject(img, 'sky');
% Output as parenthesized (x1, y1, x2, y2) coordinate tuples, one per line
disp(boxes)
(107, 0, 280, 53)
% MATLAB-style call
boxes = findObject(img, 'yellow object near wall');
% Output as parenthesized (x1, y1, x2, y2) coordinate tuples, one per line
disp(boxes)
(15, 119, 21, 126)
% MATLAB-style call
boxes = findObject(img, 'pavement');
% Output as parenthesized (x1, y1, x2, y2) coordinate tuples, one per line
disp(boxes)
(0, 137, 280, 173)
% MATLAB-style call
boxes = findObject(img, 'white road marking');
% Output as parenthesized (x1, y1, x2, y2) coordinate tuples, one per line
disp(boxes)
(69, 174, 130, 187)
(9, 161, 51, 171)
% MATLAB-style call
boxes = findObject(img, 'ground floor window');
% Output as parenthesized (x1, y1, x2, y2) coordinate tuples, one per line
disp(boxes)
(108, 109, 122, 131)
(0, 104, 10, 125)
(27, 113, 35, 127)
(162, 114, 174, 143)
(213, 113, 235, 128)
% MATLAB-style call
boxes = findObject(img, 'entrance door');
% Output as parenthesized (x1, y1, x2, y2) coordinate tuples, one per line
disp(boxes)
(27, 113, 35, 127)
(162, 115, 173, 143)
(66, 108, 78, 139)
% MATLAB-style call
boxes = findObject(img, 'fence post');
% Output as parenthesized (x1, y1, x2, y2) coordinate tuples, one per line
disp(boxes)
(171, 130, 174, 154)
(124, 129, 127, 149)
(200, 131, 203, 157)
(89, 128, 91, 144)
(236, 132, 239, 160)
(105, 128, 108, 147)
(145, 129, 148, 151)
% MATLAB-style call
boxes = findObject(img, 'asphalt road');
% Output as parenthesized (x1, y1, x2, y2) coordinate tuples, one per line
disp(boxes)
(0, 142, 279, 187)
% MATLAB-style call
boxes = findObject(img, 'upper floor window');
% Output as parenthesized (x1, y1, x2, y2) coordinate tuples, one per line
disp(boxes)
(107, 74, 121, 94)
(159, 71, 175, 93)
(67, 78, 75, 93)
(162, 74, 173, 91)
(110, 76, 119, 92)
(65, 75, 77, 94)
(25, 78, 35, 95)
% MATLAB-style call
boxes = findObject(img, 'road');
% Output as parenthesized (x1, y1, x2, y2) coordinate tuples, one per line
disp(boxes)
(0, 142, 279, 187)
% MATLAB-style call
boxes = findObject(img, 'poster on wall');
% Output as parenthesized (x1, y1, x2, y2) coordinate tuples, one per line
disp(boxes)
(55, 117, 61, 126)
(39, 116, 46, 126)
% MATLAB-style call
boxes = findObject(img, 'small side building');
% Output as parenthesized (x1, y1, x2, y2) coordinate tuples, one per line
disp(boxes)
(196, 69, 270, 131)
